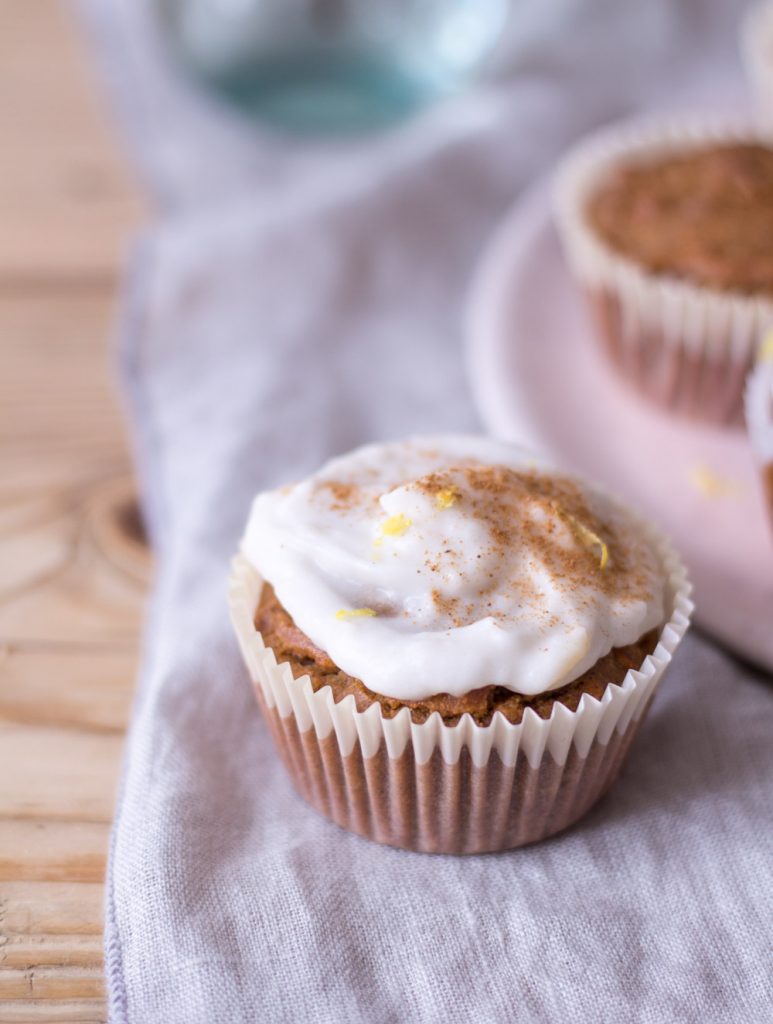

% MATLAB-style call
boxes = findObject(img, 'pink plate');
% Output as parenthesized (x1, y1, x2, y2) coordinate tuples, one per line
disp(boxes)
(466, 181, 773, 672)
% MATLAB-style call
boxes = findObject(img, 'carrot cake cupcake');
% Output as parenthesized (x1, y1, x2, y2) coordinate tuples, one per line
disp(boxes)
(229, 436, 691, 854)
(555, 121, 773, 424)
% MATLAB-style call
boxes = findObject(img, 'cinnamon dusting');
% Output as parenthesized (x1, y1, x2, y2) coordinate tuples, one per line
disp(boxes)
(314, 480, 362, 512)
(417, 466, 639, 588)
(318, 461, 657, 633)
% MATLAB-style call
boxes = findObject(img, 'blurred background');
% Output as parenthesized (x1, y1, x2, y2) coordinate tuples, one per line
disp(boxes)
(0, 0, 761, 1020)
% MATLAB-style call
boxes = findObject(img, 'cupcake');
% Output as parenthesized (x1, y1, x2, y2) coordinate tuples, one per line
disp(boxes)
(229, 436, 691, 854)
(555, 120, 773, 424)
(746, 334, 773, 528)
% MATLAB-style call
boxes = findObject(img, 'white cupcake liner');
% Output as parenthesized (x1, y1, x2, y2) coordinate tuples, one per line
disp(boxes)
(554, 116, 773, 424)
(228, 516, 692, 854)
(741, 3, 773, 130)
(745, 351, 773, 526)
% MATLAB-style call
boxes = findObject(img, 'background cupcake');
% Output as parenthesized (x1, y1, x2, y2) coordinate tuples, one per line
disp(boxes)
(555, 119, 773, 424)
(230, 436, 692, 855)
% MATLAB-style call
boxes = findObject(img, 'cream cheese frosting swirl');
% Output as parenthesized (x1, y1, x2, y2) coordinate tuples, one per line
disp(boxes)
(241, 436, 666, 700)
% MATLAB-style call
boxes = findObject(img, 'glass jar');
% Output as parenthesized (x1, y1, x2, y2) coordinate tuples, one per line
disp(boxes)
(156, 0, 508, 133)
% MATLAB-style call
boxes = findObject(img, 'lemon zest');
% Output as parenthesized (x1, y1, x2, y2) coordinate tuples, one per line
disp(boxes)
(552, 501, 609, 570)
(688, 463, 742, 498)
(570, 516, 609, 570)
(435, 487, 460, 510)
(335, 607, 377, 621)
(760, 329, 773, 362)
(380, 513, 412, 537)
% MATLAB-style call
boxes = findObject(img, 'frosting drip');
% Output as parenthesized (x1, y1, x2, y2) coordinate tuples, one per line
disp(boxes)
(241, 436, 666, 700)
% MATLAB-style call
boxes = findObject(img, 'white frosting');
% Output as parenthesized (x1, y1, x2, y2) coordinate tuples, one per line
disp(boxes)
(241, 436, 666, 701)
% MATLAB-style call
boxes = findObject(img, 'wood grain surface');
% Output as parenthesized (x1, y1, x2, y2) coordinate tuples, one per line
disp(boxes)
(0, 1, 147, 1020)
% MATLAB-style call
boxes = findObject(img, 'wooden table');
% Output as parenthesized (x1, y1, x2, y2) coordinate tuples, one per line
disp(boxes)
(0, 2, 147, 1020)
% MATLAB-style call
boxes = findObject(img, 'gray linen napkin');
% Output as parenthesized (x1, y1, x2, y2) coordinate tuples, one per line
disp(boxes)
(80, 1, 773, 1020)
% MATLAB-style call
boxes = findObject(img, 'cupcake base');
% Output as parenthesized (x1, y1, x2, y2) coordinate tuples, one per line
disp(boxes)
(256, 682, 648, 854)
(589, 288, 750, 424)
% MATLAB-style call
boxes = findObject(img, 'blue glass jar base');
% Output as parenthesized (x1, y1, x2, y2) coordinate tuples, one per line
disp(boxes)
(192, 53, 457, 133)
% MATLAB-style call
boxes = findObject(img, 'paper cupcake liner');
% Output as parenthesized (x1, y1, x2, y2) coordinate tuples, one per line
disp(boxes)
(227, 522, 692, 855)
(745, 354, 773, 529)
(554, 117, 773, 425)
(741, 3, 773, 130)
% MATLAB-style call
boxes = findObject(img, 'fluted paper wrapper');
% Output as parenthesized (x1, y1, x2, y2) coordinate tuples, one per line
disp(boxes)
(746, 355, 773, 529)
(228, 531, 691, 855)
(554, 118, 773, 424)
